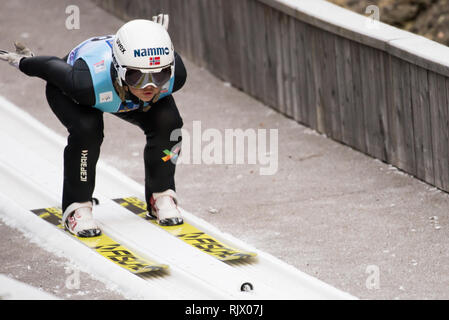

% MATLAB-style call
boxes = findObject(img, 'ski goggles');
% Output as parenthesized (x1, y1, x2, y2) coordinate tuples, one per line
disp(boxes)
(122, 65, 173, 89)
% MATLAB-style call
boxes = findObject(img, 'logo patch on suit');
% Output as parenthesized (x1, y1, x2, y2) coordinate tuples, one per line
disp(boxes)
(93, 60, 106, 73)
(161, 146, 180, 162)
(99, 91, 113, 103)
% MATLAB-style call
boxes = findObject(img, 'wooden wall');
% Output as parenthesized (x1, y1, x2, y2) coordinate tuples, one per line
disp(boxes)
(93, 0, 449, 192)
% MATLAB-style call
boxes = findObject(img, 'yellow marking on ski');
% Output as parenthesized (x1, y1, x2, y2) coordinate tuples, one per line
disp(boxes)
(77, 233, 168, 274)
(118, 197, 257, 261)
(32, 206, 168, 274)
(38, 211, 51, 219)
(46, 206, 63, 217)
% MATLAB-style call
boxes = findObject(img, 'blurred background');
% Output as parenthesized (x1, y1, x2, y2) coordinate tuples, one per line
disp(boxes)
(328, 0, 449, 46)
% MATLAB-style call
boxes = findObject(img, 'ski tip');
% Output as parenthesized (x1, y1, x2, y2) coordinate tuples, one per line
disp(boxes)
(134, 264, 170, 275)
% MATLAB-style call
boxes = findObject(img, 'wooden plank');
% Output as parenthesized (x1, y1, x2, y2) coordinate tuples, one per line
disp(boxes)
(279, 13, 293, 117)
(252, 0, 269, 104)
(383, 54, 397, 165)
(263, 6, 280, 108)
(131, 0, 154, 19)
(244, 0, 258, 98)
(320, 30, 340, 139)
(166, 0, 182, 53)
(391, 57, 416, 175)
(289, 15, 300, 122)
(191, 0, 206, 66)
(216, 0, 228, 79)
(359, 45, 388, 161)
(388, 57, 403, 168)
(373, 50, 390, 162)
(197, 0, 209, 67)
(310, 26, 325, 133)
(350, 40, 367, 153)
(428, 71, 449, 190)
(359, 45, 376, 157)
(108, 0, 129, 20)
(222, 0, 243, 89)
(272, 9, 285, 114)
(335, 37, 355, 146)
(200, 0, 222, 75)
(303, 23, 318, 130)
(293, 20, 310, 125)
(410, 65, 434, 185)
(239, 0, 252, 95)
(181, 0, 193, 63)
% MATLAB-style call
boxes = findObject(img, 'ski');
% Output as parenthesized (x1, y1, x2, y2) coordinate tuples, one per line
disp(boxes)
(30, 206, 168, 275)
(113, 197, 257, 262)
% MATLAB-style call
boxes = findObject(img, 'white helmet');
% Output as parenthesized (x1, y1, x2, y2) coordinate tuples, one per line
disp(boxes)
(112, 19, 174, 89)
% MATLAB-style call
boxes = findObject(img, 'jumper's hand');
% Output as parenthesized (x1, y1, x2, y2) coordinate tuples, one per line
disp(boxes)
(0, 49, 23, 68)
(152, 13, 169, 31)
(0, 42, 34, 69)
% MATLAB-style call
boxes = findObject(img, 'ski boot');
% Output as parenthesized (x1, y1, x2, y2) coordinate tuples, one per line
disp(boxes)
(62, 201, 101, 237)
(147, 189, 184, 226)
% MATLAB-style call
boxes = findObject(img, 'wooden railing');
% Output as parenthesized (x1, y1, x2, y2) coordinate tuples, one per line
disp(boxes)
(93, 0, 449, 192)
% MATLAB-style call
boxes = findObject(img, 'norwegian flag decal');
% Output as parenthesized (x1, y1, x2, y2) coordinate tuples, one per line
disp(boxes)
(149, 56, 161, 66)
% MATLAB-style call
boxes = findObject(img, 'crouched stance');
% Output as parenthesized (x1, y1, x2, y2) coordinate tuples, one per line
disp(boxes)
(0, 17, 187, 236)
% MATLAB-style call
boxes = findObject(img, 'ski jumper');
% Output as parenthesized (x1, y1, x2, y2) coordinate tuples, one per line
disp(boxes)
(19, 35, 187, 211)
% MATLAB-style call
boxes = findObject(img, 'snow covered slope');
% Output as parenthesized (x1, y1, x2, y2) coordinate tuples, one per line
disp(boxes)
(0, 95, 356, 300)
